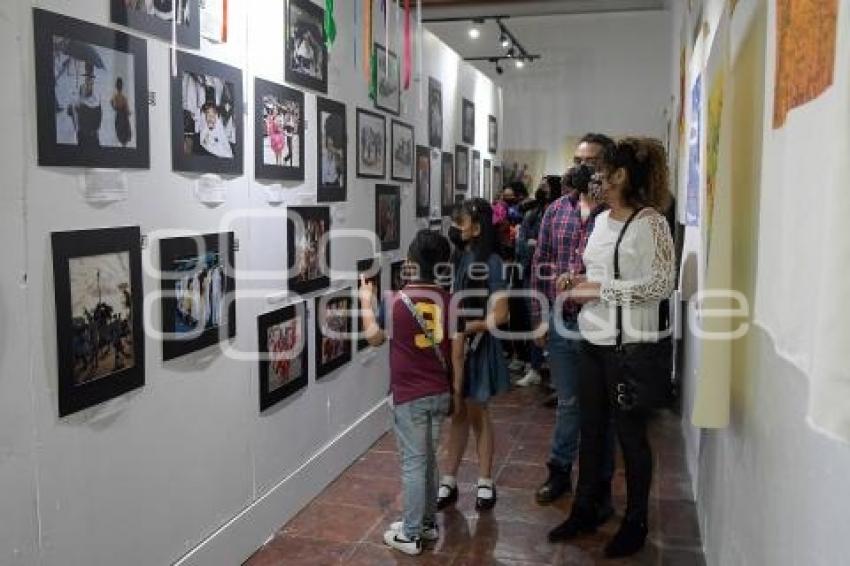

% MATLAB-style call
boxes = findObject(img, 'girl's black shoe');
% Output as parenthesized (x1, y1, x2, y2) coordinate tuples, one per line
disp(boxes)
(436, 483, 458, 510)
(604, 518, 648, 558)
(475, 483, 497, 511)
(547, 506, 598, 542)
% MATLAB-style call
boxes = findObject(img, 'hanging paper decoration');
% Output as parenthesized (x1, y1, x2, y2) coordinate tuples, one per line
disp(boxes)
(370, 43, 378, 100)
(324, 0, 337, 47)
(384, 0, 390, 78)
(364, 0, 373, 82)
(403, 0, 411, 89)
(416, 0, 423, 109)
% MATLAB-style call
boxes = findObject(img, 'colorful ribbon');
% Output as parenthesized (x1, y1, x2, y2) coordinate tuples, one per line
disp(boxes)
(324, 0, 336, 47)
(403, 0, 411, 90)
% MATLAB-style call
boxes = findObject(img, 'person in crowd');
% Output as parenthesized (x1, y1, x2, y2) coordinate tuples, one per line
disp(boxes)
(530, 134, 617, 510)
(439, 198, 510, 512)
(360, 230, 459, 557)
(549, 137, 675, 558)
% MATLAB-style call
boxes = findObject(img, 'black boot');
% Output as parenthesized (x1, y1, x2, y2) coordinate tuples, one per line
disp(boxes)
(535, 462, 572, 505)
(547, 505, 597, 543)
(595, 481, 614, 526)
(604, 517, 648, 558)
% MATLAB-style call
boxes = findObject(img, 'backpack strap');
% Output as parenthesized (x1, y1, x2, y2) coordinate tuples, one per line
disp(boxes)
(398, 291, 449, 373)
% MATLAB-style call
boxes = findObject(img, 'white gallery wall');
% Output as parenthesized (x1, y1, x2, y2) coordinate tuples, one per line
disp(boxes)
(0, 1, 501, 565)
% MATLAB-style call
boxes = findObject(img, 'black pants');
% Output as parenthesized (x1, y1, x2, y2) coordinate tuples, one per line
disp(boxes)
(574, 342, 652, 523)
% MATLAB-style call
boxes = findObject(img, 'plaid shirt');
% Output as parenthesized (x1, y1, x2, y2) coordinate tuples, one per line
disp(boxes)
(530, 193, 604, 325)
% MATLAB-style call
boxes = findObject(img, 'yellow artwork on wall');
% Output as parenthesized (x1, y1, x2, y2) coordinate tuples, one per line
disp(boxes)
(705, 72, 725, 269)
(772, 0, 838, 128)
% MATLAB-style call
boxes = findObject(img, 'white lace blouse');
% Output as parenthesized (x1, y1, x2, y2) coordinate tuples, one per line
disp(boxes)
(578, 209, 676, 346)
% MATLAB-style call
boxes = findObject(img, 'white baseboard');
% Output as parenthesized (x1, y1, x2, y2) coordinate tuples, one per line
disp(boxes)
(173, 398, 391, 566)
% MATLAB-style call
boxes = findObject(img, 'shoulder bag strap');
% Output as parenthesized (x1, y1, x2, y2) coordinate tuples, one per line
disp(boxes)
(614, 208, 647, 350)
(398, 291, 449, 373)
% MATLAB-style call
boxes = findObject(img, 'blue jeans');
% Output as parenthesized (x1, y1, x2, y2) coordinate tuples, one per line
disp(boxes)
(392, 392, 450, 539)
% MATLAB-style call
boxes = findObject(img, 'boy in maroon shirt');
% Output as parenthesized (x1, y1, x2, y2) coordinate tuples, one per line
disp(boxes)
(360, 230, 462, 556)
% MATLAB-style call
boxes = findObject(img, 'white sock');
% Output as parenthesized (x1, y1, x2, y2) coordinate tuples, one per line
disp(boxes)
(477, 477, 493, 488)
(440, 475, 457, 488)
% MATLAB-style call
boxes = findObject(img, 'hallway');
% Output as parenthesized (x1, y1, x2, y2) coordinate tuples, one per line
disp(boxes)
(245, 387, 705, 565)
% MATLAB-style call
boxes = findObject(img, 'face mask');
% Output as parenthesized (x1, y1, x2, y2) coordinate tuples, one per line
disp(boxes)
(448, 225, 465, 247)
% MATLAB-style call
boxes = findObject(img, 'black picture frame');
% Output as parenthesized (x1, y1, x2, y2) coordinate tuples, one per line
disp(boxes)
(285, 0, 328, 94)
(356, 108, 387, 179)
(34, 9, 150, 169)
(110, 0, 200, 48)
(315, 288, 353, 378)
(287, 206, 331, 295)
(428, 77, 443, 149)
(415, 145, 431, 218)
(483, 158, 492, 201)
(51, 226, 145, 417)
(462, 98, 475, 144)
(171, 51, 244, 175)
(356, 258, 382, 351)
(390, 260, 405, 291)
(258, 300, 309, 411)
(441, 152, 455, 216)
(488, 115, 498, 153)
(455, 144, 469, 193)
(254, 78, 305, 181)
(316, 97, 347, 202)
(159, 232, 237, 362)
(375, 43, 401, 115)
(471, 149, 481, 197)
(375, 184, 401, 252)
(390, 120, 414, 182)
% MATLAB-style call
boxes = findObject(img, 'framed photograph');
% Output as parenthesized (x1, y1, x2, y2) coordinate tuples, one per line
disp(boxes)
(462, 98, 475, 144)
(375, 44, 401, 115)
(285, 0, 328, 93)
(356, 258, 381, 351)
(171, 51, 244, 175)
(34, 9, 150, 169)
(483, 159, 492, 201)
(455, 145, 469, 193)
(471, 150, 481, 197)
(390, 260, 405, 292)
(110, 0, 200, 48)
(258, 300, 309, 411)
(160, 232, 236, 361)
(415, 145, 431, 218)
(428, 77, 442, 149)
(493, 164, 503, 198)
(441, 152, 455, 217)
(254, 78, 304, 181)
(315, 288, 353, 378)
(390, 120, 414, 182)
(356, 109, 386, 179)
(287, 206, 331, 295)
(200, 0, 228, 43)
(488, 115, 498, 153)
(375, 184, 401, 252)
(316, 97, 347, 202)
(51, 226, 144, 417)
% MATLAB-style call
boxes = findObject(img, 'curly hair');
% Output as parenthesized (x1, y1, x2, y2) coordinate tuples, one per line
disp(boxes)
(601, 137, 671, 213)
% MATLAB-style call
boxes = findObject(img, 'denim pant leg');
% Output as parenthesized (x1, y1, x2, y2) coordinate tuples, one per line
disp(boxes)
(547, 317, 582, 470)
(424, 393, 450, 526)
(393, 399, 429, 539)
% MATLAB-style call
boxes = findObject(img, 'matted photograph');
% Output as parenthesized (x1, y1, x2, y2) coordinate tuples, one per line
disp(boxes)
(287, 206, 331, 295)
(258, 301, 309, 411)
(441, 152, 455, 216)
(375, 44, 401, 115)
(111, 0, 200, 48)
(471, 149, 481, 197)
(462, 98, 475, 144)
(416, 145, 431, 218)
(316, 97, 347, 202)
(34, 9, 150, 169)
(52, 226, 145, 417)
(285, 0, 328, 93)
(390, 260, 405, 292)
(428, 77, 443, 149)
(488, 114, 498, 153)
(357, 109, 386, 179)
(255, 78, 304, 181)
(315, 289, 353, 378)
(160, 233, 236, 361)
(483, 159, 492, 201)
(375, 184, 401, 252)
(391, 120, 414, 182)
(455, 144, 469, 192)
(356, 258, 382, 351)
(171, 51, 244, 175)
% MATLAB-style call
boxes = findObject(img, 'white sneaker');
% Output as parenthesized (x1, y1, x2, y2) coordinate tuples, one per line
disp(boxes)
(383, 527, 422, 555)
(390, 520, 439, 542)
(515, 369, 542, 387)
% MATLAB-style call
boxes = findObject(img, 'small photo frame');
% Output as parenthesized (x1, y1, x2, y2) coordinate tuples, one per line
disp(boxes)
(415, 145, 431, 218)
(375, 184, 401, 252)
(483, 159, 492, 201)
(391, 120, 414, 182)
(171, 51, 244, 175)
(254, 78, 305, 181)
(34, 8, 151, 169)
(462, 98, 475, 144)
(455, 145, 469, 193)
(315, 288, 353, 378)
(488, 115, 498, 154)
(287, 206, 331, 295)
(258, 300, 309, 411)
(316, 97, 347, 202)
(375, 44, 401, 115)
(441, 152, 455, 217)
(110, 0, 200, 48)
(159, 232, 237, 361)
(428, 77, 443, 149)
(471, 149, 481, 198)
(285, 0, 328, 94)
(356, 109, 386, 179)
(356, 258, 382, 351)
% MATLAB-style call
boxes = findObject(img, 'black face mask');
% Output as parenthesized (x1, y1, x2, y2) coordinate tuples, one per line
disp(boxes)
(448, 225, 465, 248)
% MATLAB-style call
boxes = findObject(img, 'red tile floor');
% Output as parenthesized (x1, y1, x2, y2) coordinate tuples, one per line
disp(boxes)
(245, 386, 705, 565)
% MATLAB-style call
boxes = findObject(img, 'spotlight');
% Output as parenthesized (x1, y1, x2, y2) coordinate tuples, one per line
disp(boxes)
(468, 25, 480, 40)
(515, 58, 525, 69)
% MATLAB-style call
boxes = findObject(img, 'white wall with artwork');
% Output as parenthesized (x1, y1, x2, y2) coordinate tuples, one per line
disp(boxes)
(0, 1, 501, 565)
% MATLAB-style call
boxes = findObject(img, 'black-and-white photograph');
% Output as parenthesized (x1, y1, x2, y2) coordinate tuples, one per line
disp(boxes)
(483, 159, 492, 201)
(416, 145, 431, 218)
(375, 44, 401, 115)
(391, 120, 414, 182)
(34, 9, 150, 168)
(287, 207, 331, 295)
(285, 0, 328, 93)
(488, 114, 498, 153)
(375, 184, 401, 252)
(441, 152, 455, 216)
(255, 78, 305, 181)
(357, 109, 386, 179)
(455, 144, 469, 192)
(462, 98, 475, 144)
(316, 97, 347, 202)
(110, 0, 200, 48)
(428, 77, 442, 149)
(471, 149, 481, 197)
